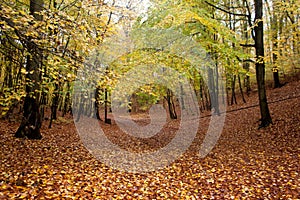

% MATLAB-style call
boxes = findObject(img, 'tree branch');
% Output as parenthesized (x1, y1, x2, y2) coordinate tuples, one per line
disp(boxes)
(242, 0, 255, 40)
(286, 12, 295, 24)
(240, 43, 255, 47)
(236, 56, 255, 63)
(205, 1, 250, 17)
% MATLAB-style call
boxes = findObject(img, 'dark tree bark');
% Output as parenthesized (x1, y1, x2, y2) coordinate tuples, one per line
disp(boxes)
(180, 83, 185, 110)
(208, 66, 220, 115)
(95, 86, 102, 120)
(15, 55, 43, 139)
(204, 84, 210, 110)
(75, 91, 85, 122)
(231, 75, 237, 105)
(254, 0, 272, 128)
(62, 82, 71, 117)
(272, 33, 281, 88)
(166, 89, 177, 119)
(104, 89, 111, 124)
(273, 68, 281, 88)
(49, 83, 59, 128)
(238, 74, 246, 103)
(15, 0, 44, 139)
(199, 76, 207, 111)
(243, 62, 251, 95)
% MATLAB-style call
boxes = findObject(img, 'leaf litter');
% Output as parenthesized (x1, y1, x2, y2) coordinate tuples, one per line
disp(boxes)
(0, 80, 299, 199)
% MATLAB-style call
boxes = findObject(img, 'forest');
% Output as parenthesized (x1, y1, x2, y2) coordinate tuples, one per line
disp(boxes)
(0, 0, 299, 198)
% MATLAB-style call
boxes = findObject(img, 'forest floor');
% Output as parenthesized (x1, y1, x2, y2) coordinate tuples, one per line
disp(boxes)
(0, 80, 299, 199)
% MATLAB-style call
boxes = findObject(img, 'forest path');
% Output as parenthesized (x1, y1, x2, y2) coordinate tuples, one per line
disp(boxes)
(0, 80, 299, 199)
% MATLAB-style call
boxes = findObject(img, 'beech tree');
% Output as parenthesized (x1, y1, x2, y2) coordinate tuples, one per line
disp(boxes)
(253, 0, 272, 127)
(15, 0, 44, 139)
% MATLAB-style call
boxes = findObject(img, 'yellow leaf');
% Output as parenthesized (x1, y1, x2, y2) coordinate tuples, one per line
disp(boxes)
(21, 68, 27, 74)
(19, 10, 27, 16)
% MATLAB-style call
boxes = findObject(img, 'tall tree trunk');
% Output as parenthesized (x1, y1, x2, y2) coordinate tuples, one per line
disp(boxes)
(238, 74, 246, 103)
(254, 0, 272, 128)
(214, 52, 220, 115)
(104, 88, 111, 124)
(95, 86, 102, 120)
(270, 0, 281, 88)
(49, 83, 59, 128)
(242, 13, 251, 95)
(231, 74, 237, 105)
(15, 0, 44, 139)
(166, 89, 177, 119)
(62, 82, 71, 117)
(199, 76, 207, 111)
(273, 67, 281, 88)
(208, 65, 220, 114)
(15, 54, 43, 139)
(244, 62, 251, 95)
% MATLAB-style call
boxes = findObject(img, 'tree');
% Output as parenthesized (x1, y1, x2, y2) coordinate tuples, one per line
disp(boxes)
(133, 0, 243, 116)
(1, 0, 112, 136)
(265, 0, 282, 88)
(15, 0, 44, 139)
(253, 0, 272, 128)
(205, 0, 273, 127)
(266, 0, 300, 83)
(270, 0, 281, 88)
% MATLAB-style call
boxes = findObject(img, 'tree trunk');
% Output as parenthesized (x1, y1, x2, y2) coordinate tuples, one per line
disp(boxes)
(95, 86, 102, 120)
(242, 0, 251, 95)
(104, 89, 111, 124)
(238, 74, 246, 103)
(254, 0, 272, 128)
(62, 82, 71, 117)
(199, 76, 206, 111)
(231, 74, 237, 105)
(244, 62, 251, 95)
(15, 56, 42, 139)
(49, 83, 59, 128)
(15, 0, 44, 139)
(166, 89, 177, 119)
(208, 66, 219, 114)
(271, 0, 281, 88)
(273, 68, 281, 88)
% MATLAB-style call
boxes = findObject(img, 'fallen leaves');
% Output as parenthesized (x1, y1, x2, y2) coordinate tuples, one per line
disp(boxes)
(0, 80, 300, 199)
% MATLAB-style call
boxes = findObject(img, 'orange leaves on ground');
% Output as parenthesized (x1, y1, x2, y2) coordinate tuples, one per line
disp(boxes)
(0, 80, 300, 199)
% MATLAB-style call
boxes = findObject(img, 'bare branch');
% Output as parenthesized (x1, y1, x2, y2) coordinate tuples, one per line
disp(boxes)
(236, 56, 255, 63)
(286, 12, 295, 24)
(205, 1, 250, 17)
(242, 0, 255, 40)
(240, 43, 255, 47)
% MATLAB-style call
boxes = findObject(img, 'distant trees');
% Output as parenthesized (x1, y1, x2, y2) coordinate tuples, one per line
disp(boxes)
(136, 0, 273, 127)
(267, 0, 282, 88)
(265, 0, 299, 87)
